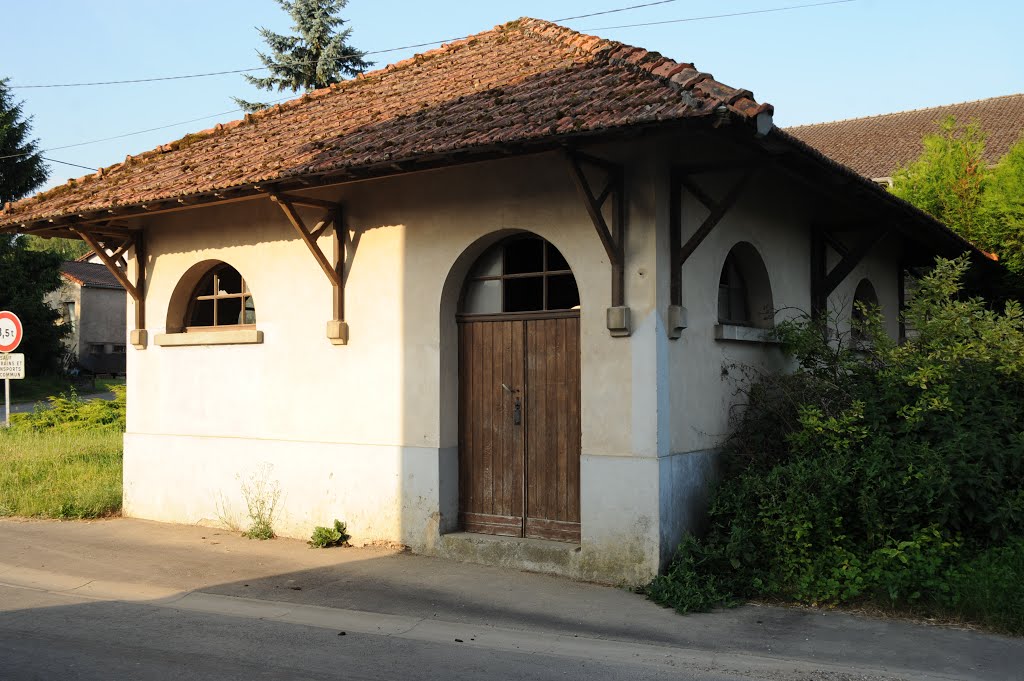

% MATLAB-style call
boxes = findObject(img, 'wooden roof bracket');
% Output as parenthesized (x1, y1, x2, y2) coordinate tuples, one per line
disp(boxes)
(70, 226, 149, 349)
(565, 150, 629, 337)
(667, 164, 758, 338)
(269, 193, 348, 345)
(810, 226, 890, 321)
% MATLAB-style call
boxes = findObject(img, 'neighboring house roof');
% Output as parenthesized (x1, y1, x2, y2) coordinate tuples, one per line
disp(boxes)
(0, 17, 770, 230)
(786, 94, 1024, 180)
(60, 261, 125, 290)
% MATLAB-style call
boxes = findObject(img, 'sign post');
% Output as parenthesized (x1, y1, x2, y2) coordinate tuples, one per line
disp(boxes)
(0, 311, 25, 427)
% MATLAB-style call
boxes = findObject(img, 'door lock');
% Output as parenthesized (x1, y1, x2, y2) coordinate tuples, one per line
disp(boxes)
(513, 397, 522, 426)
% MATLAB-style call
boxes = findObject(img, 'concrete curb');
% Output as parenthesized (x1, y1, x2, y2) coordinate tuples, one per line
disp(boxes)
(0, 561, 959, 681)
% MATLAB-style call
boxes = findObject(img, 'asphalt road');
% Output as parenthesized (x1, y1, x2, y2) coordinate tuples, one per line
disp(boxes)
(2, 519, 1017, 681)
(0, 584, 882, 681)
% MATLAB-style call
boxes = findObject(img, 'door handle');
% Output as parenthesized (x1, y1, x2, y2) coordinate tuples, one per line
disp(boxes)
(513, 397, 522, 426)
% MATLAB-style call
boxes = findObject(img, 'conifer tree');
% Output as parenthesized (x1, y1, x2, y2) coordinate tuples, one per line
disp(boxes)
(234, 0, 369, 112)
(0, 78, 48, 205)
(0, 80, 66, 375)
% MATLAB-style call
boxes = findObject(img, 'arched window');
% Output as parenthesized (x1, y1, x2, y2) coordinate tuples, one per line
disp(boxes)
(716, 242, 773, 328)
(718, 252, 749, 325)
(460, 235, 579, 315)
(851, 278, 879, 341)
(186, 264, 256, 330)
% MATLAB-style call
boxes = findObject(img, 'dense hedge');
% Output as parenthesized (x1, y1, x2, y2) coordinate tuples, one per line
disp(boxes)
(648, 258, 1024, 634)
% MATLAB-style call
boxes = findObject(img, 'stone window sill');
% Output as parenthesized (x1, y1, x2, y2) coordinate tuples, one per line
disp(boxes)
(155, 329, 264, 347)
(714, 324, 780, 345)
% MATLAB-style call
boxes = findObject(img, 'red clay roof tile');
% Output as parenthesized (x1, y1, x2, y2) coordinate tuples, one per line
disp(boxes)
(787, 94, 1024, 179)
(1, 17, 769, 229)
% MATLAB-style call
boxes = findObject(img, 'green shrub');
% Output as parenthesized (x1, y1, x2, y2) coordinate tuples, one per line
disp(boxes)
(11, 385, 126, 432)
(945, 538, 1024, 634)
(309, 519, 351, 548)
(649, 257, 1024, 633)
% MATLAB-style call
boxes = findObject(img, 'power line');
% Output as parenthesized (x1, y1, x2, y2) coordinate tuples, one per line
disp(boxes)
(9, 0, 823, 89)
(586, 0, 856, 30)
(3, 0, 860, 167)
(41, 156, 97, 172)
(0, 95, 295, 162)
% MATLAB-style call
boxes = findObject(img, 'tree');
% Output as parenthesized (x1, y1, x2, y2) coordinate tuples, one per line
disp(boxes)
(234, 0, 369, 112)
(22, 234, 90, 261)
(0, 235, 67, 375)
(891, 116, 991, 248)
(0, 78, 68, 375)
(0, 78, 47, 206)
(985, 138, 1024, 274)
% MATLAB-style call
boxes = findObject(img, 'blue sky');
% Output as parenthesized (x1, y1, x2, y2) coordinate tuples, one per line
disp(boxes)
(3, 0, 1022, 190)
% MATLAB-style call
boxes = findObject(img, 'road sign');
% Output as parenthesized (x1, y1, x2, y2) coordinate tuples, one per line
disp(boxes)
(0, 311, 23, 353)
(0, 353, 24, 380)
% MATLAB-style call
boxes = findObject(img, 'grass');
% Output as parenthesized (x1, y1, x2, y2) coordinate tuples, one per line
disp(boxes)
(0, 429, 122, 518)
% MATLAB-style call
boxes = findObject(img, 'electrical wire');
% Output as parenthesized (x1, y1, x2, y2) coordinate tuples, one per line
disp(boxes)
(586, 0, 856, 30)
(40, 156, 98, 171)
(2, 0, 860, 167)
(0, 95, 294, 162)
(6, 0, 853, 89)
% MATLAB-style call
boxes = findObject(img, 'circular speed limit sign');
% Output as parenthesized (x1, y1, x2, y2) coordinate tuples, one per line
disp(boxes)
(0, 311, 23, 353)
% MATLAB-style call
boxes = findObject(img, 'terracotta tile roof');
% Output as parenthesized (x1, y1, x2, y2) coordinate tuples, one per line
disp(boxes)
(0, 17, 770, 230)
(60, 261, 124, 290)
(786, 94, 1024, 180)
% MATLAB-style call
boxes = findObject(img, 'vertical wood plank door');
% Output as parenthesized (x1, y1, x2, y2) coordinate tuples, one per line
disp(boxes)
(524, 317, 581, 542)
(458, 320, 525, 536)
(458, 315, 581, 544)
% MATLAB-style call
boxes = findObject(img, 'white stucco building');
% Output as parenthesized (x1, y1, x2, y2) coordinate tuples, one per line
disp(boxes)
(1, 18, 992, 584)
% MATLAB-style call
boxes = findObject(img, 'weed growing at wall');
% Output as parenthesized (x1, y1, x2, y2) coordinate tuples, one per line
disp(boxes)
(649, 257, 1024, 635)
(309, 520, 351, 548)
(240, 464, 282, 540)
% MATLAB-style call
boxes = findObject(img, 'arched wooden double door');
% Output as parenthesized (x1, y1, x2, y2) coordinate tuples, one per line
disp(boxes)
(457, 236, 581, 543)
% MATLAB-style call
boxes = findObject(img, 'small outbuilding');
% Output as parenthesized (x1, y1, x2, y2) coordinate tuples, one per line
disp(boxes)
(0, 18, 992, 583)
(47, 256, 127, 375)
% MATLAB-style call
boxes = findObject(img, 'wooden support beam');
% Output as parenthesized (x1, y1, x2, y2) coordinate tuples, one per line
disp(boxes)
(71, 228, 140, 302)
(309, 216, 333, 241)
(669, 167, 683, 306)
(676, 167, 757, 267)
(271, 193, 340, 211)
(134, 231, 146, 331)
(270, 194, 345, 340)
(566, 154, 618, 263)
(332, 206, 344, 323)
(270, 195, 342, 288)
(897, 260, 906, 343)
(565, 150, 626, 308)
(821, 228, 888, 295)
(810, 228, 827, 319)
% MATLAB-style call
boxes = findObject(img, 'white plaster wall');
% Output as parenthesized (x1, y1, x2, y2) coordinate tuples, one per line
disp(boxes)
(660, 163, 906, 562)
(121, 130, 909, 583)
(125, 144, 667, 581)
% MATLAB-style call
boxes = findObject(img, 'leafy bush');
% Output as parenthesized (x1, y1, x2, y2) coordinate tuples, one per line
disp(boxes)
(649, 258, 1024, 634)
(309, 519, 351, 548)
(11, 385, 126, 432)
